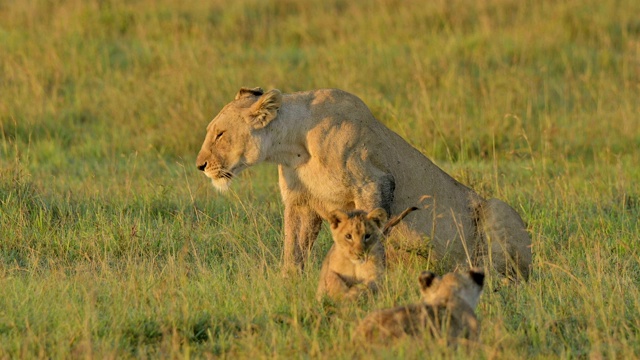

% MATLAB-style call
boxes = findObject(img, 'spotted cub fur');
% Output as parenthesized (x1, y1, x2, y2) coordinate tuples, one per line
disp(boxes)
(354, 268, 485, 343)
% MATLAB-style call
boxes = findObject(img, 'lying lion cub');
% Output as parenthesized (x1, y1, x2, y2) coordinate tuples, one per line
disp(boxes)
(317, 207, 418, 302)
(354, 268, 485, 343)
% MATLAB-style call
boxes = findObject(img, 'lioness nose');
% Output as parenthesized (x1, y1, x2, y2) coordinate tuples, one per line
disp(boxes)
(197, 162, 207, 171)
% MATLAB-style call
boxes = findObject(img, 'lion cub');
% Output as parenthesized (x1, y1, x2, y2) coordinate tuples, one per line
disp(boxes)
(354, 268, 485, 343)
(316, 207, 418, 302)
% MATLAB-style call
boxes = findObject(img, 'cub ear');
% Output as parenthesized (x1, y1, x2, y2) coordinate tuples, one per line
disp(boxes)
(249, 89, 282, 129)
(328, 210, 348, 230)
(418, 271, 437, 290)
(469, 268, 485, 288)
(367, 208, 388, 228)
(235, 87, 264, 100)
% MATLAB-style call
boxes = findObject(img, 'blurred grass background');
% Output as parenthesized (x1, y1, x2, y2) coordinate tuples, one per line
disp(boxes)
(1, 0, 639, 358)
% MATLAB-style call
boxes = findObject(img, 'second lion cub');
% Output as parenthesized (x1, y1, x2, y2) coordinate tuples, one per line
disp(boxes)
(354, 268, 485, 343)
(317, 207, 418, 302)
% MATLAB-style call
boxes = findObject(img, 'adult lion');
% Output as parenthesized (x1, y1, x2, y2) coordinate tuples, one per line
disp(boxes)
(196, 87, 532, 279)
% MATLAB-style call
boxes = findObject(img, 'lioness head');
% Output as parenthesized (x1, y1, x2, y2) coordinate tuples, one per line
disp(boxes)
(418, 268, 485, 309)
(328, 208, 388, 264)
(196, 87, 282, 191)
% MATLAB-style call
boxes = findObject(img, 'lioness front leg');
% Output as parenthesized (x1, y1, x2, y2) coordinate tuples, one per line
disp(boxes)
(282, 201, 322, 274)
(279, 166, 323, 274)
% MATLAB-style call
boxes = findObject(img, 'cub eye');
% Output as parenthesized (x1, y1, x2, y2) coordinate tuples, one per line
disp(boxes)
(345, 234, 352, 241)
(364, 234, 371, 241)
(214, 131, 225, 142)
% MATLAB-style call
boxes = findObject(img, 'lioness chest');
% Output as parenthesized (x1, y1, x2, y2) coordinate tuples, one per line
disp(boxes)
(294, 162, 355, 215)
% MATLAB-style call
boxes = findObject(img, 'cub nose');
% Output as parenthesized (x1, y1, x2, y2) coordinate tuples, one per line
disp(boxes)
(197, 162, 207, 171)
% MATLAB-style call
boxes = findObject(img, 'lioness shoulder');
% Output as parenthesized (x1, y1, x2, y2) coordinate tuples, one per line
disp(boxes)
(354, 268, 485, 343)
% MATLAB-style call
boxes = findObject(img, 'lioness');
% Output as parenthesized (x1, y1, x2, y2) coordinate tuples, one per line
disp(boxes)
(196, 87, 531, 279)
(317, 207, 419, 302)
(354, 268, 485, 343)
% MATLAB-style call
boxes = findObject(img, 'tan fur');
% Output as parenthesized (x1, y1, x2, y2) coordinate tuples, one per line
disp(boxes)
(317, 207, 418, 302)
(354, 268, 485, 344)
(196, 87, 532, 279)
(316, 208, 387, 302)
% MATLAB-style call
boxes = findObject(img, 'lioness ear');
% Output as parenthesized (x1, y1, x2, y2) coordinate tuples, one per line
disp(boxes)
(235, 87, 264, 100)
(249, 89, 282, 129)
(328, 210, 348, 230)
(419, 271, 437, 290)
(367, 208, 388, 228)
(469, 268, 485, 288)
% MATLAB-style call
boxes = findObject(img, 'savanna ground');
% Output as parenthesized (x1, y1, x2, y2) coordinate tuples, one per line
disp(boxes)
(1, 0, 639, 358)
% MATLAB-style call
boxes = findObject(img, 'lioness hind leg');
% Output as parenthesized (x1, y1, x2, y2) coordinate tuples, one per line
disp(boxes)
(477, 199, 532, 280)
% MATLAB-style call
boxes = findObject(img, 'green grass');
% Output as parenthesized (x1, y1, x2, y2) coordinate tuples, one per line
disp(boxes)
(1, 0, 639, 358)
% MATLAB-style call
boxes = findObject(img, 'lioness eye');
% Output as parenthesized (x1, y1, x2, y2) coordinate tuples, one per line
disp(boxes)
(345, 234, 352, 240)
(214, 131, 225, 141)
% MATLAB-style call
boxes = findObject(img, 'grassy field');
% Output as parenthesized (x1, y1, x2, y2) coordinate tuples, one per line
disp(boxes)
(1, 0, 639, 358)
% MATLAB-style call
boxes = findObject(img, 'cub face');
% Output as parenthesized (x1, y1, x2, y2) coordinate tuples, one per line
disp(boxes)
(328, 208, 388, 264)
(196, 87, 282, 191)
(418, 268, 485, 309)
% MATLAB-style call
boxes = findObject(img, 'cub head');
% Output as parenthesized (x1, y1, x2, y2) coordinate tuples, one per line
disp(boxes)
(196, 87, 282, 191)
(328, 208, 388, 264)
(418, 268, 485, 309)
